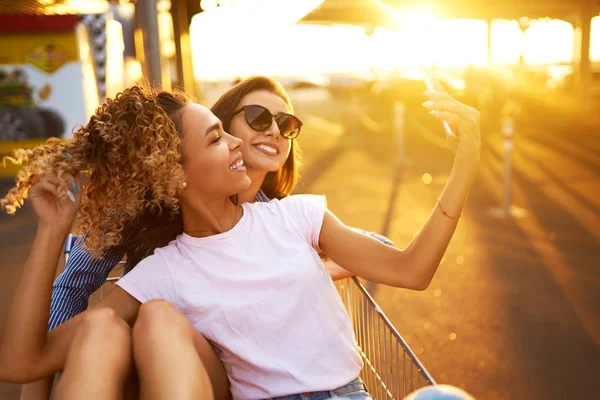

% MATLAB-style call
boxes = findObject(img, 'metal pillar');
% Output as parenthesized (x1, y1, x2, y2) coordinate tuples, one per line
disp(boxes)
(501, 116, 514, 216)
(573, 5, 593, 97)
(135, 0, 162, 87)
(170, 0, 196, 94)
(487, 110, 526, 219)
(393, 101, 405, 165)
(487, 19, 493, 66)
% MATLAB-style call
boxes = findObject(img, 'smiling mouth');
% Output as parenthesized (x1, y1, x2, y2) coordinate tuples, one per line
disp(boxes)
(230, 158, 245, 171)
(254, 143, 279, 155)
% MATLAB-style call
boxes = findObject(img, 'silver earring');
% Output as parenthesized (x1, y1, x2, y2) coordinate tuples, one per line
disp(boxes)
(182, 181, 188, 189)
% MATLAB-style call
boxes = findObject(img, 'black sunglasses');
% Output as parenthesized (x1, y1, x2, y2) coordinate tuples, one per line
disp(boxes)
(232, 104, 302, 139)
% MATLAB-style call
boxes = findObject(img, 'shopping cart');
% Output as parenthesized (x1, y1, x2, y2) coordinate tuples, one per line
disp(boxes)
(64, 235, 436, 399)
(335, 278, 436, 399)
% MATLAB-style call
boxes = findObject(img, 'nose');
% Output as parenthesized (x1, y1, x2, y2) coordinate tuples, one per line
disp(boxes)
(227, 132, 243, 151)
(264, 118, 281, 138)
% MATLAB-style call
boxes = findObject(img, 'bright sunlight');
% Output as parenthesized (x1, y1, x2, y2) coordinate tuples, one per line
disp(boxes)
(189, 4, 600, 81)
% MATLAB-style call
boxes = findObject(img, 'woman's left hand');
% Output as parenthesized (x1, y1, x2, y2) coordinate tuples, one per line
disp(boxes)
(423, 91, 481, 169)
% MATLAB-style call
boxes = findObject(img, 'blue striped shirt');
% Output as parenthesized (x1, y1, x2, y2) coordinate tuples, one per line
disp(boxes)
(48, 190, 394, 330)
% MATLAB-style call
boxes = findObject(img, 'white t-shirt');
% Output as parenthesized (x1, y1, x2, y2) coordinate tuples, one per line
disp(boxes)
(117, 195, 363, 400)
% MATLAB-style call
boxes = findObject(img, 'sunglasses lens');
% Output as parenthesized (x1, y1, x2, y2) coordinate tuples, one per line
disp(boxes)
(245, 106, 272, 131)
(277, 114, 301, 138)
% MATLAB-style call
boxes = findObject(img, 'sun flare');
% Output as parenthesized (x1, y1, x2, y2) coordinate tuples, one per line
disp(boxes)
(189, 3, 600, 81)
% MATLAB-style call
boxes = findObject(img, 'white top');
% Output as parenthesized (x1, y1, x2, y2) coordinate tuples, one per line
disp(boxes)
(117, 195, 363, 400)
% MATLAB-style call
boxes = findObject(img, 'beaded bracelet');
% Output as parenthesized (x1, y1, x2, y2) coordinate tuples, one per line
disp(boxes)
(437, 197, 461, 220)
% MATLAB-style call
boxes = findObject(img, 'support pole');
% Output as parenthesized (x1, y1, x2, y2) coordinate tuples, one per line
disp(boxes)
(487, 19, 493, 66)
(573, 5, 593, 98)
(393, 101, 405, 166)
(487, 111, 526, 219)
(171, 0, 196, 94)
(501, 116, 514, 216)
(135, 0, 162, 87)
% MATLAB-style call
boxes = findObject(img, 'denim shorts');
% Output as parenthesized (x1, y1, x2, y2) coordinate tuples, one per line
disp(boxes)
(266, 377, 374, 400)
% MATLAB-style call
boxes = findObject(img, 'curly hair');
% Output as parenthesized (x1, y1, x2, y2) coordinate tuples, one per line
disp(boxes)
(211, 76, 301, 199)
(1, 86, 191, 264)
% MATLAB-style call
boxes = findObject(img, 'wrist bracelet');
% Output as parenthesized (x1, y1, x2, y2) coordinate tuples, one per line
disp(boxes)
(437, 197, 461, 220)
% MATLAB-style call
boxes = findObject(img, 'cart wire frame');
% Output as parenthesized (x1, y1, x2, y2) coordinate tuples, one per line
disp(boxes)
(335, 278, 436, 399)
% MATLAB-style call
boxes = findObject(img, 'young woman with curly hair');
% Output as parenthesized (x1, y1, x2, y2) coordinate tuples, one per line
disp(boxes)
(21, 76, 396, 400)
(1, 84, 481, 399)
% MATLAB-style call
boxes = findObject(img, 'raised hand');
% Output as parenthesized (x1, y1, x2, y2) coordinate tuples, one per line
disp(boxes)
(423, 91, 481, 169)
(29, 169, 81, 233)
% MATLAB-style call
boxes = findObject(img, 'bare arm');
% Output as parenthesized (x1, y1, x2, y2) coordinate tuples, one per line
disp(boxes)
(322, 259, 354, 281)
(0, 222, 139, 383)
(319, 91, 480, 290)
(20, 376, 54, 400)
(321, 230, 395, 281)
(0, 174, 140, 383)
(320, 165, 474, 289)
(20, 240, 125, 399)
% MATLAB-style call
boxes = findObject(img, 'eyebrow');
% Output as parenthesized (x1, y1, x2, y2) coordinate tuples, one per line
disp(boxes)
(205, 122, 221, 137)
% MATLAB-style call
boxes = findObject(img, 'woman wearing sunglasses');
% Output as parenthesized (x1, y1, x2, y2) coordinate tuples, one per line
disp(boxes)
(1, 84, 480, 399)
(20, 76, 393, 400)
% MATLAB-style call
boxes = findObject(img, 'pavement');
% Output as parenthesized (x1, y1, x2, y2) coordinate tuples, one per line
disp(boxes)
(0, 87, 599, 400)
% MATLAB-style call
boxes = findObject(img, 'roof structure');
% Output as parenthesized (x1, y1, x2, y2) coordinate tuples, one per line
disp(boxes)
(6, 1, 597, 24)
(385, 0, 600, 22)
(299, 0, 600, 28)
(299, 0, 399, 28)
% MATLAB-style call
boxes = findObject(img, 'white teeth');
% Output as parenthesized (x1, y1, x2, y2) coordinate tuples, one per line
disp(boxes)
(256, 144, 277, 154)
(230, 159, 244, 170)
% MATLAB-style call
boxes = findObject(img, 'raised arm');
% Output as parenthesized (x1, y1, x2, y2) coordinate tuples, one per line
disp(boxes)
(0, 173, 140, 384)
(21, 240, 125, 399)
(319, 91, 480, 289)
